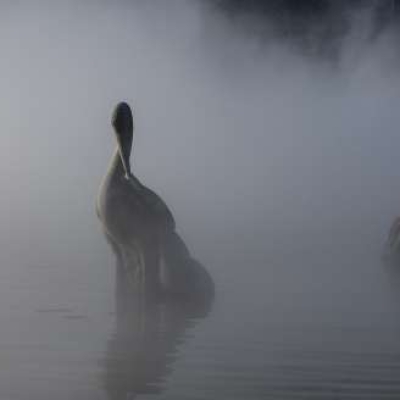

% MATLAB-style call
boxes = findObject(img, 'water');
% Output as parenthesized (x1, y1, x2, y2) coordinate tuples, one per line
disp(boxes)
(1, 216, 400, 399)
(1, 1, 400, 399)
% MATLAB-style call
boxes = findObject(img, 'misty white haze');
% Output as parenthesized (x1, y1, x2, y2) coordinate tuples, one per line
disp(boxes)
(1, 1, 400, 399)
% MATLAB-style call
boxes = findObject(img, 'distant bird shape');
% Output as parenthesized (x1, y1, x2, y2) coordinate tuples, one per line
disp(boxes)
(384, 216, 400, 264)
(97, 101, 214, 304)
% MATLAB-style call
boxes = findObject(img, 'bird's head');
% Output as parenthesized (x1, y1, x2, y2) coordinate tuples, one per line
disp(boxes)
(111, 101, 134, 179)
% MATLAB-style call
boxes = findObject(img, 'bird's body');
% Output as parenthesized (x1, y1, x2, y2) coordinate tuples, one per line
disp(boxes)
(127, 174, 176, 231)
(97, 148, 173, 243)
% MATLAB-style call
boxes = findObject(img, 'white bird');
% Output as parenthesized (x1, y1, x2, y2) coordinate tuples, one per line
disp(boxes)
(97, 102, 214, 303)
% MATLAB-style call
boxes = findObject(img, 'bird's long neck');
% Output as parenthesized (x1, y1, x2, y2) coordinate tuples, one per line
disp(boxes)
(109, 147, 126, 179)
(107, 146, 143, 190)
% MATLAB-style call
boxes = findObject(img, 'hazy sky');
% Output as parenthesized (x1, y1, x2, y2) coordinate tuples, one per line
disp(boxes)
(0, 0, 399, 268)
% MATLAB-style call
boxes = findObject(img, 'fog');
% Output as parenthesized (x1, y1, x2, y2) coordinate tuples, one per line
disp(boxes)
(1, 1, 400, 398)
(1, 1, 399, 257)
(1, 2, 399, 268)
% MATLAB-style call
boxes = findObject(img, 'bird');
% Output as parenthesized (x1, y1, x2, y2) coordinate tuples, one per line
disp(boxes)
(96, 102, 163, 299)
(384, 216, 400, 264)
(97, 101, 214, 303)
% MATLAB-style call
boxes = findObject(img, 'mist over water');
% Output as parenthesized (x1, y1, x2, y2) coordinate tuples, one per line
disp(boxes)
(1, 1, 400, 398)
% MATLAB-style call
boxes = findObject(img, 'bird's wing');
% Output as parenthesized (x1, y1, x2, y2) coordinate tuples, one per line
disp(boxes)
(135, 180, 176, 230)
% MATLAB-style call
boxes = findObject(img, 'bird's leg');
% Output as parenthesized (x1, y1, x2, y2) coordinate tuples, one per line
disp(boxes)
(158, 231, 169, 296)
(135, 244, 146, 298)
(120, 246, 142, 298)
(103, 233, 130, 315)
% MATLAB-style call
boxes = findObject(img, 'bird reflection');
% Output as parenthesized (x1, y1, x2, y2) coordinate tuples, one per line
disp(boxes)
(103, 246, 212, 400)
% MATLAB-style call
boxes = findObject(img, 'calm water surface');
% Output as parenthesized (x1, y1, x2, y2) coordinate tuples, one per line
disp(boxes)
(0, 218, 399, 400)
